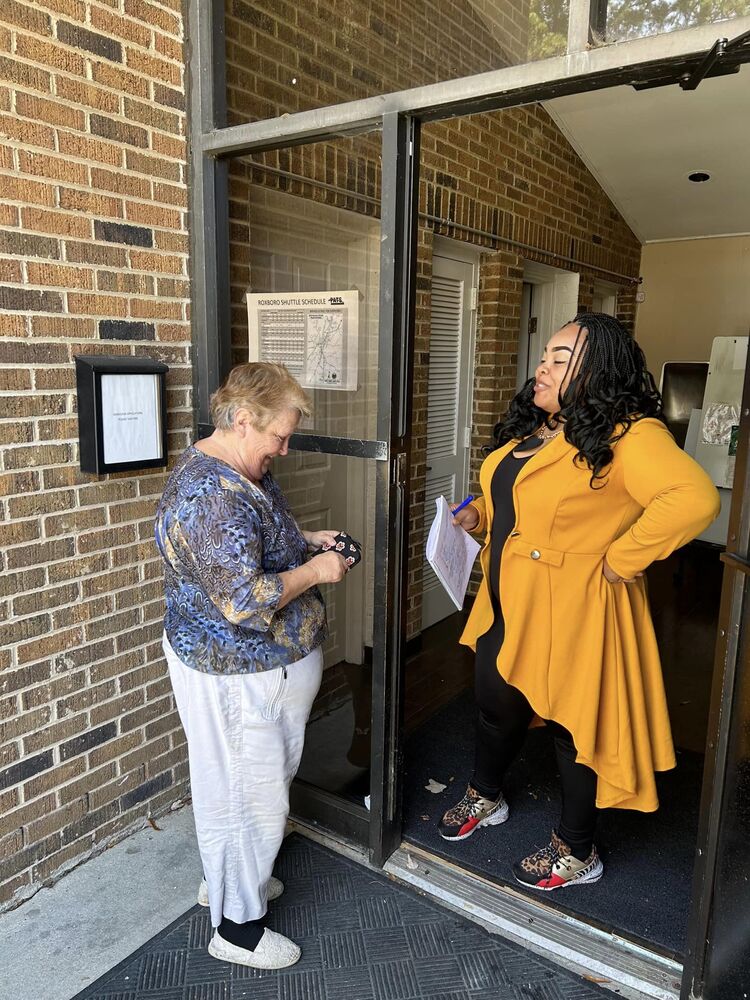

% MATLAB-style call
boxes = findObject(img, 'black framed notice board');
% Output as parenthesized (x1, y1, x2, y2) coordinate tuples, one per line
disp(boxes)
(75, 355, 169, 475)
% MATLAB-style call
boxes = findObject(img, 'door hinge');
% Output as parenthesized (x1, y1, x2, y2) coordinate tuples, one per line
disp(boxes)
(469, 286, 478, 311)
(392, 451, 406, 486)
(528, 315, 538, 336)
(463, 426, 472, 449)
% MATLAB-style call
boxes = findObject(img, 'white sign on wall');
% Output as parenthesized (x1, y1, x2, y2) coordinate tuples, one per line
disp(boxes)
(247, 289, 359, 391)
(100, 373, 162, 466)
(694, 336, 748, 488)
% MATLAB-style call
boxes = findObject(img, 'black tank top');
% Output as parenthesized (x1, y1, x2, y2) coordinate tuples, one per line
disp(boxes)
(475, 437, 540, 665)
(487, 439, 539, 607)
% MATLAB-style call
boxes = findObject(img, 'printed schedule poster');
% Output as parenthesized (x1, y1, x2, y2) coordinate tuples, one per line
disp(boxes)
(247, 290, 359, 391)
(100, 373, 162, 465)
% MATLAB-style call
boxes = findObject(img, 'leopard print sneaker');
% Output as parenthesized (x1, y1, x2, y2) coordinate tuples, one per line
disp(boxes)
(438, 785, 509, 841)
(513, 829, 603, 890)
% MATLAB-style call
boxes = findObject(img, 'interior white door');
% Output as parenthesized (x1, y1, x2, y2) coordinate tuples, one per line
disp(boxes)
(421, 252, 476, 630)
(522, 263, 580, 377)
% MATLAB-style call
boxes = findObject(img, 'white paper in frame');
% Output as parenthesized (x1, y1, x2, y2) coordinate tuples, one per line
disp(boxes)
(246, 289, 359, 392)
(100, 372, 162, 466)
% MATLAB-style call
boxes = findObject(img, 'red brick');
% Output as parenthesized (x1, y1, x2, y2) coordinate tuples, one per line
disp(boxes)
(56, 75, 121, 114)
(59, 187, 123, 218)
(47, 552, 110, 585)
(0, 314, 27, 339)
(17, 627, 84, 665)
(90, 6, 152, 47)
(125, 47, 181, 86)
(124, 0, 180, 35)
(18, 150, 88, 184)
(58, 130, 124, 167)
(125, 149, 181, 181)
(154, 31, 183, 62)
(2, 2, 52, 36)
(0, 260, 23, 282)
(21, 207, 93, 239)
(90, 59, 149, 98)
(32, 315, 97, 338)
(35, 0, 87, 18)
(16, 92, 85, 132)
(26, 261, 93, 288)
(0, 114, 55, 148)
(14, 33, 85, 76)
(91, 166, 150, 198)
(0, 53, 51, 92)
(67, 292, 128, 317)
(128, 250, 184, 274)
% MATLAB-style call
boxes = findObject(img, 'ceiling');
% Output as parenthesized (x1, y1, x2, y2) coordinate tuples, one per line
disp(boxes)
(544, 64, 750, 244)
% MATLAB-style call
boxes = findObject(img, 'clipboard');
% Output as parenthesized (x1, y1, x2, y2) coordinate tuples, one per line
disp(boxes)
(425, 496, 481, 610)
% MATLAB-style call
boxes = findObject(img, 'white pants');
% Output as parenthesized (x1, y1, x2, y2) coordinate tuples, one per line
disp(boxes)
(163, 634, 323, 926)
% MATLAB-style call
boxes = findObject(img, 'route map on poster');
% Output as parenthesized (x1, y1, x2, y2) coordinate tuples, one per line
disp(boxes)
(247, 290, 359, 391)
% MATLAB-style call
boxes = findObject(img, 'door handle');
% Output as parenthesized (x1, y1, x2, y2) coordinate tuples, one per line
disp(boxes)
(425, 466, 432, 471)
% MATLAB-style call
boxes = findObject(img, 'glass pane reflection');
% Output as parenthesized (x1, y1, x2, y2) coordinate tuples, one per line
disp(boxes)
(225, 1, 571, 122)
(595, 0, 748, 44)
(228, 137, 382, 441)
(273, 451, 375, 802)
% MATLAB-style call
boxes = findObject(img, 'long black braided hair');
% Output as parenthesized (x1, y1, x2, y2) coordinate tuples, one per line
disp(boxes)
(489, 312, 663, 487)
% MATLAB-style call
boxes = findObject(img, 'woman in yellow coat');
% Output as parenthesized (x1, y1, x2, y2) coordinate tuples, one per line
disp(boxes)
(438, 313, 720, 891)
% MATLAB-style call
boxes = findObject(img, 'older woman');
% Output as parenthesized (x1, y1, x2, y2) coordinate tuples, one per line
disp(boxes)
(439, 313, 719, 891)
(155, 362, 347, 969)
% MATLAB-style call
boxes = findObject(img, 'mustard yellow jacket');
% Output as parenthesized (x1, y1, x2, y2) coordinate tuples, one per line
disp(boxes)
(460, 418, 720, 811)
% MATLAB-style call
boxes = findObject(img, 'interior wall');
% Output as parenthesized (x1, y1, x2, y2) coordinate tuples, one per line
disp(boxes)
(635, 236, 750, 382)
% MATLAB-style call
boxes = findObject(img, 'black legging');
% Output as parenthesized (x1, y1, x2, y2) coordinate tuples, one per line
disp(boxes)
(471, 645, 598, 859)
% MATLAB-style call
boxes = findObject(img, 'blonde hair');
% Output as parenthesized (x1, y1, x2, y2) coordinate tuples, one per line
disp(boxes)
(210, 363, 312, 431)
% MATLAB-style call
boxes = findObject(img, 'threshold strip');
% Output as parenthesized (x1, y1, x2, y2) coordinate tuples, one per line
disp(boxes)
(287, 816, 681, 1000)
(388, 842, 682, 1000)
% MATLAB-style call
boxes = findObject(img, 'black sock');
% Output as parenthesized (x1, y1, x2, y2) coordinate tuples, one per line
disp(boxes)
(218, 915, 266, 951)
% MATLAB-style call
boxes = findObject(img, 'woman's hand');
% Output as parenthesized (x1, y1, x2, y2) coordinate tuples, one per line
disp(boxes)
(452, 503, 480, 532)
(309, 549, 347, 584)
(603, 557, 643, 584)
(302, 528, 339, 550)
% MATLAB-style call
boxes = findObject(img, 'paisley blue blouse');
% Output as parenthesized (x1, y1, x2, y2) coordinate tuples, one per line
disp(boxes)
(154, 446, 328, 675)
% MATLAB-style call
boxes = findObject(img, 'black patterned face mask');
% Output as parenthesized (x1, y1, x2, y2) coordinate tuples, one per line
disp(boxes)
(320, 531, 362, 569)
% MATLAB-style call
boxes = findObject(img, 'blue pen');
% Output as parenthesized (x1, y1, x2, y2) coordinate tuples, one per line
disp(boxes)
(452, 495, 474, 515)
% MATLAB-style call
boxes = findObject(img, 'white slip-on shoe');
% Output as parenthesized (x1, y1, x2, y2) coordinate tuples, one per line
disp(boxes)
(197, 876, 284, 907)
(208, 927, 301, 969)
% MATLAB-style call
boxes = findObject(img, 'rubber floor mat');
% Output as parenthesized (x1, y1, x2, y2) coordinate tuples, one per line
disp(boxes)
(404, 688, 702, 957)
(71, 832, 608, 1000)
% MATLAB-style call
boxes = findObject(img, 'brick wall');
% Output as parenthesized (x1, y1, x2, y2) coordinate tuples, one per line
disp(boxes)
(0, 0, 191, 908)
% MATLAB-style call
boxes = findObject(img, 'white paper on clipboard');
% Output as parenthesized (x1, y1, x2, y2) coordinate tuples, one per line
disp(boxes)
(425, 496, 481, 610)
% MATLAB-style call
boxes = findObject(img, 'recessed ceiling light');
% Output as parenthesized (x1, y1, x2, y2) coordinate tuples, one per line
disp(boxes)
(688, 171, 711, 183)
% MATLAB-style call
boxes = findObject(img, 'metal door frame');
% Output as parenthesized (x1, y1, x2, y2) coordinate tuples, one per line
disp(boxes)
(185, 1, 750, 991)
(681, 357, 750, 1000)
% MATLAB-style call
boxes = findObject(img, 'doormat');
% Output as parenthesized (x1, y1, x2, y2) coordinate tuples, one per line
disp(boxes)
(404, 688, 702, 958)
(71, 832, 608, 1000)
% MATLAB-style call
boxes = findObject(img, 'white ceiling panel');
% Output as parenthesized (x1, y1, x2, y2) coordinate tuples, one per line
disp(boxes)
(544, 65, 750, 243)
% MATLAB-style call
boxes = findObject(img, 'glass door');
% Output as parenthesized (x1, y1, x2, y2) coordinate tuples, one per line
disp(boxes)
(217, 118, 419, 862)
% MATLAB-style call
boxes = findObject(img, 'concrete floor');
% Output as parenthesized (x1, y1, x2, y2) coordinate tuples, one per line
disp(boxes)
(0, 806, 201, 1000)
(0, 804, 652, 1000)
